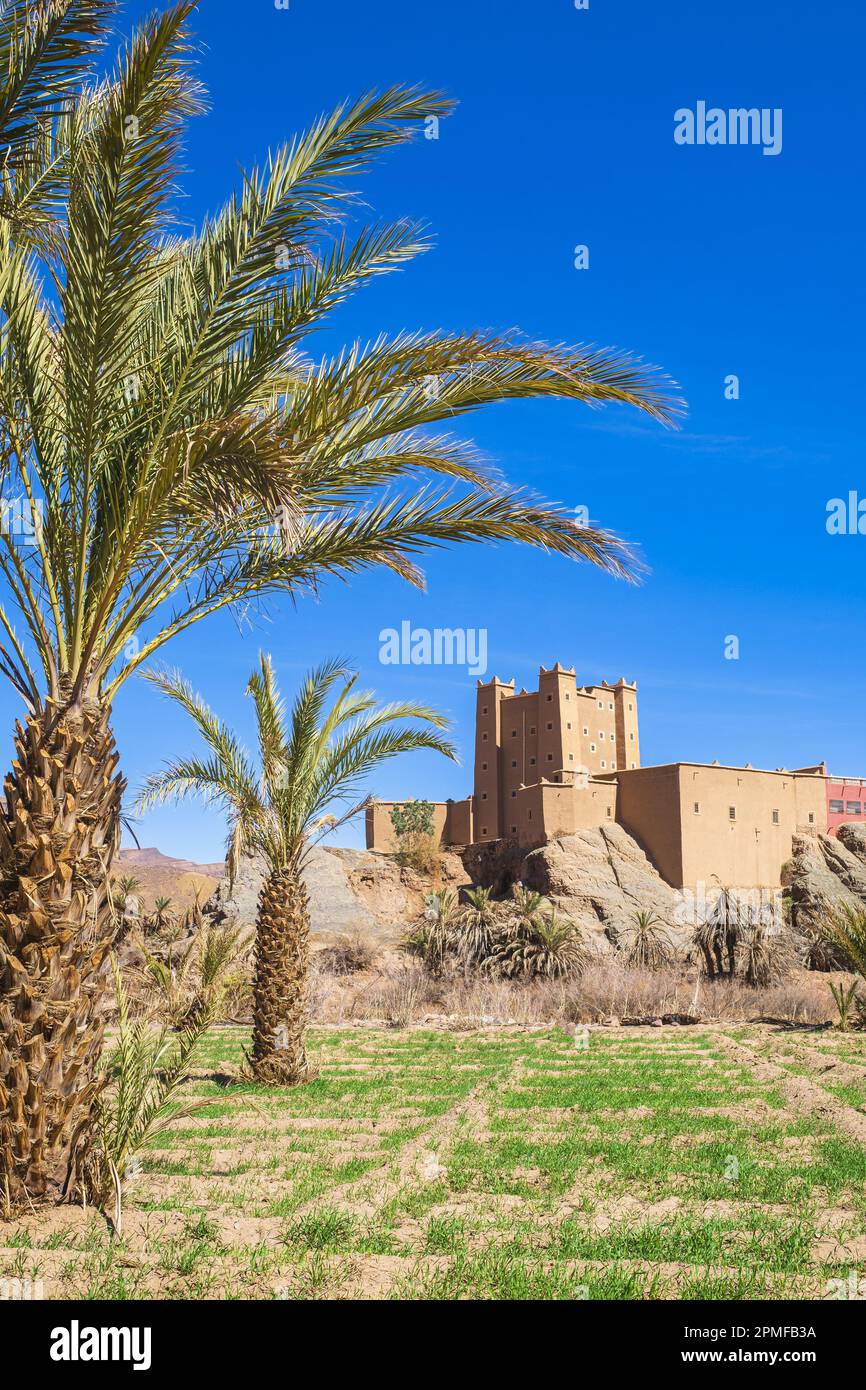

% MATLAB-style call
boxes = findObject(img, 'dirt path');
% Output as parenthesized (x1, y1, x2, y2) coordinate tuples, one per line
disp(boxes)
(711, 1029, 866, 1143)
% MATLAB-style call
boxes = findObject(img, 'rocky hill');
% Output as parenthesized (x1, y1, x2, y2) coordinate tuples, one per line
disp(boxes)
(115, 847, 224, 912)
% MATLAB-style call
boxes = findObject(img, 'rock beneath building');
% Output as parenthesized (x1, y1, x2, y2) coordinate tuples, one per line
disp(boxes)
(471, 824, 686, 942)
(837, 823, 866, 863)
(783, 833, 866, 935)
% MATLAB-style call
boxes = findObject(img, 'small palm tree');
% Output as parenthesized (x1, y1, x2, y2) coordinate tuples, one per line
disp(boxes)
(137, 655, 456, 1084)
(621, 909, 673, 971)
(150, 895, 174, 931)
(402, 889, 458, 975)
(456, 887, 497, 972)
(511, 883, 549, 934)
(492, 907, 586, 980)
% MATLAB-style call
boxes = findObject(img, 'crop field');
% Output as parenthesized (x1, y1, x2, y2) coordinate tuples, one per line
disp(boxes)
(3, 1025, 866, 1300)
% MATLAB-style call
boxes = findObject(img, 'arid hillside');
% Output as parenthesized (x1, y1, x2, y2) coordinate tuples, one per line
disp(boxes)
(115, 846, 224, 912)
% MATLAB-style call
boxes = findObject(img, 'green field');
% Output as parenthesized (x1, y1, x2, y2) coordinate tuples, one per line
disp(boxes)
(3, 1025, 866, 1300)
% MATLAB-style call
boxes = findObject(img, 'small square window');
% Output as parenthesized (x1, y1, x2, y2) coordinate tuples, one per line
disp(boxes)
(590, 742, 596, 752)
(511, 790, 517, 798)
(546, 694, 553, 702)
(599, 731, 604, 740)
(630, 761, 636, 769)
(600, 760, 606, 769)
(529, 725, 536, 735)
(546, 721, 553, 731)
(808, 812, 815, 824)
(569, 753, 574, 761)
(529, 756, 536, 765)
(583, 726, 589, 736)
(606, 806, 612, 818)
(628, 702, 633, 711)
(608, 701, 613, 711)
(511, 729, 517, 737)
(565, 693, 570, 701)
(527, 810, 532, 821)
(482, 705, 488, 715)
(481, 827, 487, 836)
(566, 722, 572, 730)
(482, 732, 488, 742)
(694, 802, 700, 814)
(511, 759, 517, 768)
(546, 753, 553, 762)
(597, 700, 603, 709)
(611, 762, 616, 770)
(481, 761, 487, 771)
(511, 825, 517, 834)
(629, 732, 635, 741)
(772, 809, 780, 824)
(481, 792, 487, 801)
(729, 806, 737, 821)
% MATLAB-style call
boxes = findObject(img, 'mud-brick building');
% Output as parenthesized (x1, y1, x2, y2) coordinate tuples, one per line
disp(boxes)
(365, 663, 862, 891)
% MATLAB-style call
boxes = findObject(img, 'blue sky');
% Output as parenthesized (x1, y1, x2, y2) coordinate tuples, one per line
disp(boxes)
(8, 0, 865, 862)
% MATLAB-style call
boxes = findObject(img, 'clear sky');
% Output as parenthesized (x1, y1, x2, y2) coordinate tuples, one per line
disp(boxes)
(7, 0, 865, 863)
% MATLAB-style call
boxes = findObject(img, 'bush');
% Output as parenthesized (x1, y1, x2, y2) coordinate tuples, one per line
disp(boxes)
(489, 907, 588, 980)
(316, 931, 377, 976)
(390, 799, 440, 872)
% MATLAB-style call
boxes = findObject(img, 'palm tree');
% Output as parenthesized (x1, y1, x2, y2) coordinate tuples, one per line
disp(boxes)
(136, 655, 457, 1084)
(457, 887, 497, 973)
(0, 2, 680, 1206)
(621, 908, 673, 971)
(149, 894, 173, 931)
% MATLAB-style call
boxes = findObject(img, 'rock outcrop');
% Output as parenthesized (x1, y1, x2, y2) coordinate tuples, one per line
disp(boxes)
(205, 844, 469, 944)
(199, 824, 866, 950)
(517, 826, 684, 942)
(783, 832, 866, 935)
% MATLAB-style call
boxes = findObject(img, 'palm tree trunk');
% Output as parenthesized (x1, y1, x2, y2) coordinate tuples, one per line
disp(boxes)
(0, 695, 124, 1212)
(250, 866, 316, 1086)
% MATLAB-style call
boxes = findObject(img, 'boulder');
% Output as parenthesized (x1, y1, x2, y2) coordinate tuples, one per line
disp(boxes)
(783, 833, 866, 936)
(837, 823, 866, 863)
(519, 824, 685, 942)
(205, 844, 469, 944)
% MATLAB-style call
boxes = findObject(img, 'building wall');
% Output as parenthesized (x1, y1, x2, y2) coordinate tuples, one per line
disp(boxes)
(502, 775, 615, 846)
(614, 764, 685, 886)
(473, 677, 514, 841)
(364, 798, 473, 852)
(826, 777, 866, 836)
(615, 763, 826, 889)
(676, 765, 822, 889)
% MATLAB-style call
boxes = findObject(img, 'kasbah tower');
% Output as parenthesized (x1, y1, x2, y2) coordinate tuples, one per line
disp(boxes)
(365, 662, 866, 893)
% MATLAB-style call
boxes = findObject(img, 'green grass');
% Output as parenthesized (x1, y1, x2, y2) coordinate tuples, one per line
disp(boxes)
(3, 1023, 865, 1299)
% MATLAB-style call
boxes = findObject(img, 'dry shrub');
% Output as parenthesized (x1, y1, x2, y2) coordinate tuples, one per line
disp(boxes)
(350, 966, 434, 1027)
(316, 931, 378, 976)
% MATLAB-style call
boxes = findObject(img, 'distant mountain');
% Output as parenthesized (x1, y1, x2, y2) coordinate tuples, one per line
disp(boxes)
(115, 846, 224, 913)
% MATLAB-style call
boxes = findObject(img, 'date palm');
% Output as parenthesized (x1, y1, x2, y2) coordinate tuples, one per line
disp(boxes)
(137, 655, 456, 1084)
(0, 0, 680, 1206)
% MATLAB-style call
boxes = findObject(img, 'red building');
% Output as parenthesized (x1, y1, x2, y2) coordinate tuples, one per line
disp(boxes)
(826, 777, 866, 836)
